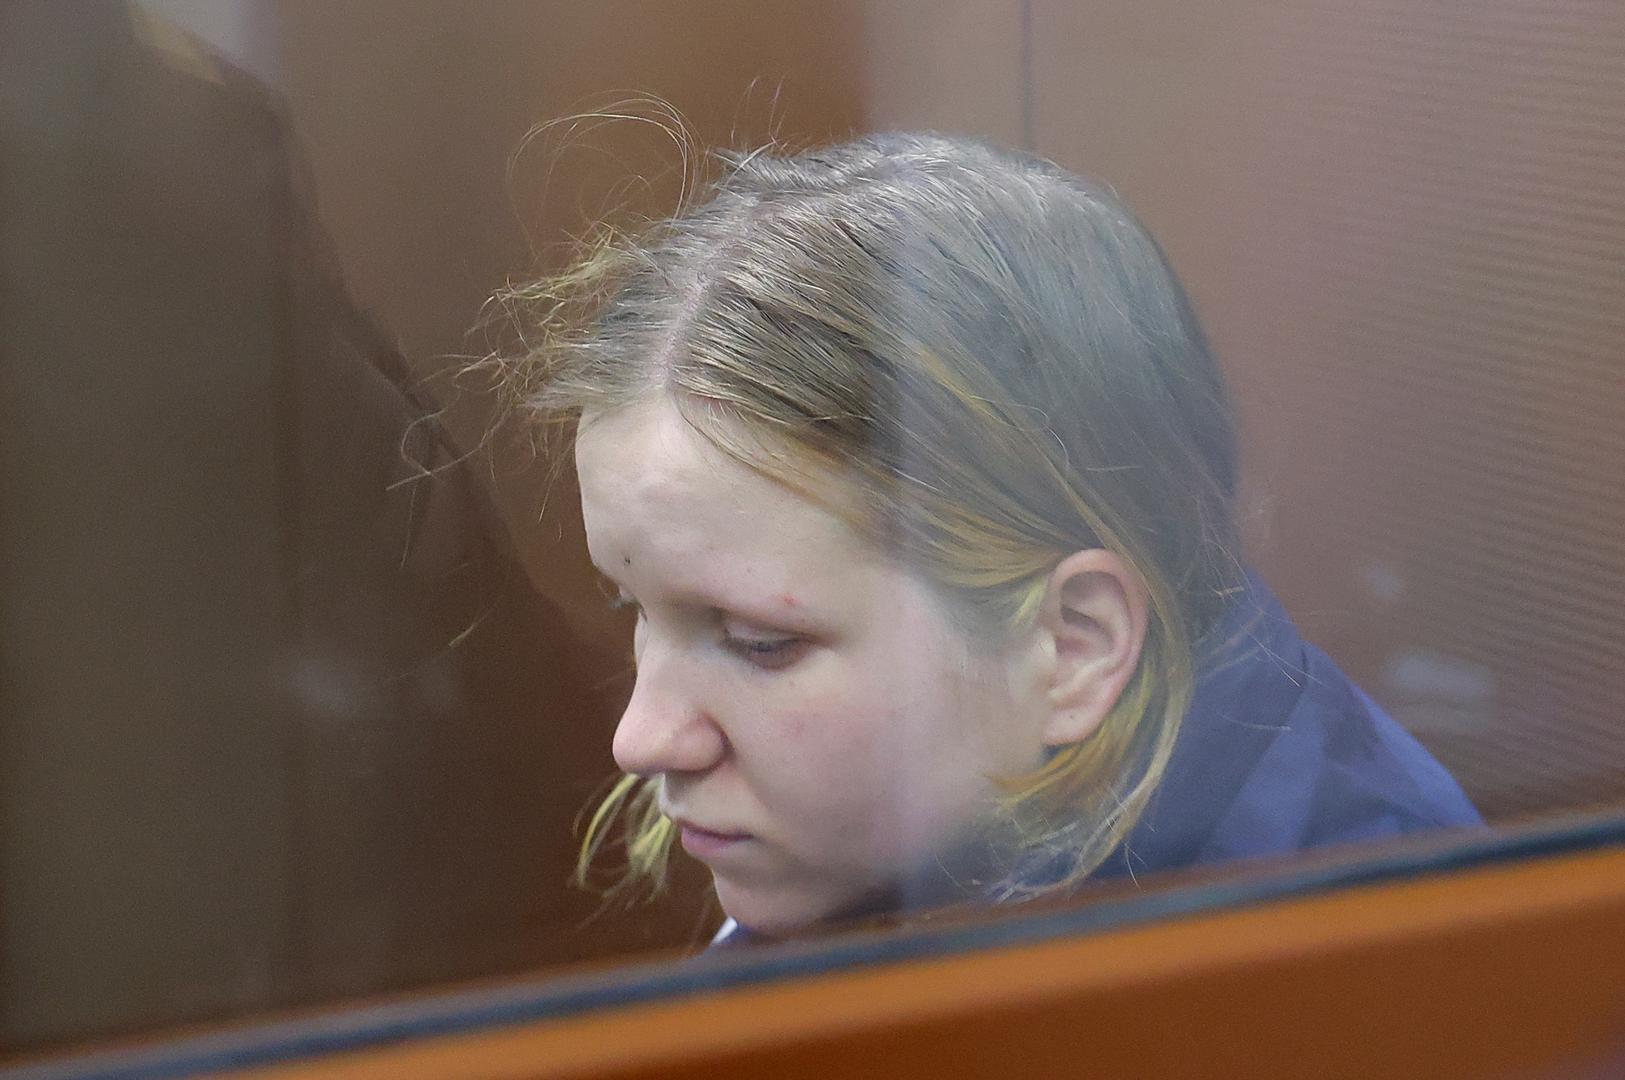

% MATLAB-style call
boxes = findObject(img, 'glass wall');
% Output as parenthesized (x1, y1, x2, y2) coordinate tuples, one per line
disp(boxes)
(3, 0, 1623, 1069)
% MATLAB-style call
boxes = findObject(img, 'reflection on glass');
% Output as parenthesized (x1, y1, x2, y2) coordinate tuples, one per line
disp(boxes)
(0, 0, 635, 1057)
(5, 0, 1625, 1068)
(512, 134, 1481, 947)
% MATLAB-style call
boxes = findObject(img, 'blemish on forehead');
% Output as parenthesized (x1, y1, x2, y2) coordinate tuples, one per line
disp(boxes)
(622, 555, 632, 568)
(780, 592, 798, 608)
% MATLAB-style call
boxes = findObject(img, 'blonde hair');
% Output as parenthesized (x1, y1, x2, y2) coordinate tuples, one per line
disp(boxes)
(502, 132, 1241, 908)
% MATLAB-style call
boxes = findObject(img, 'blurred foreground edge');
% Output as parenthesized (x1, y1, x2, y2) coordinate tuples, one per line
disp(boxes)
(12, 812, 1625, 1080)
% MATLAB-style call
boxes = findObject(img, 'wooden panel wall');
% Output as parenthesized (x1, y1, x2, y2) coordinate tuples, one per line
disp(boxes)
(1026, 0, 1625, 822)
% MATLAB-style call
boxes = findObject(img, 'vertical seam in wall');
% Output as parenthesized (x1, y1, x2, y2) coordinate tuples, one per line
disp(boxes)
(1020, 0, 1036, 152)
(267, 112, 309, 1010)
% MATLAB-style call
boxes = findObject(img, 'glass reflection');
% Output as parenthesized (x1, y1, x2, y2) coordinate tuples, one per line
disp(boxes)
(1, 0, 640, 1057)
(3, 0, 1624, 1067)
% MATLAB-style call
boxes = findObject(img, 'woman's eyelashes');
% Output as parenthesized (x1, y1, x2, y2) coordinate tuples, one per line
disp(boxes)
(721, 630, 808, 671)
(608, 588, 807, 671)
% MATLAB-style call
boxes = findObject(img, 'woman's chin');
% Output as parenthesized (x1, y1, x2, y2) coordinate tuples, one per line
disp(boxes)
(712, 876, 859, 940)
(714, 874, 902, 940)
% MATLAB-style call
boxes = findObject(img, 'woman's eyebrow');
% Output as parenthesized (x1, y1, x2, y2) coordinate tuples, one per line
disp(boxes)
(626, 577, 817, 625)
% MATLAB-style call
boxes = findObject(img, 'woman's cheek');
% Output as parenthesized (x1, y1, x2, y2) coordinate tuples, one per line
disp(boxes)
(771, 708, 890, 817)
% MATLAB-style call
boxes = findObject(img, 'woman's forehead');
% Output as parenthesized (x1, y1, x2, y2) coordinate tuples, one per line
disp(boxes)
(576, 400, 787, 515)
(574, 399, 874, 588)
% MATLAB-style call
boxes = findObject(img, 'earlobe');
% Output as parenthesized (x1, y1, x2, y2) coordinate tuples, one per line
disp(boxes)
(1038, 550, 1150, 747)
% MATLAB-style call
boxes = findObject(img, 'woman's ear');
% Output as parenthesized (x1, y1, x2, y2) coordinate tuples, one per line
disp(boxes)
(1036, 549, 1149, 747)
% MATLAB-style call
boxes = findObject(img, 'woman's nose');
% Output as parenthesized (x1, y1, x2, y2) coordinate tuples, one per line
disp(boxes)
(611, 654, 726, 778)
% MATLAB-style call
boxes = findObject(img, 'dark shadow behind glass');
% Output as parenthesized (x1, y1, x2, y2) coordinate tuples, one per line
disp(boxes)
(0, 1, 675, 1054)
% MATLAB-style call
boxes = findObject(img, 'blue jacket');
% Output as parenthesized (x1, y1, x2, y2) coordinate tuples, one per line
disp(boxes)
(1090, 573, 1482, 882)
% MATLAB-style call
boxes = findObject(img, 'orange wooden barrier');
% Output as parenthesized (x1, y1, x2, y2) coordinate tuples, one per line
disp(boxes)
(224, 842, 1625, 1080)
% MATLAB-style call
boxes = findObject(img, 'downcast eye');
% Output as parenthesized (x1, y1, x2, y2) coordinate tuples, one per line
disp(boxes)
(721, 631, 808, 672)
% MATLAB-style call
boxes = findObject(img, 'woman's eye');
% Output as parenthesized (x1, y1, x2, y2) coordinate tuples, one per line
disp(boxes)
(722, 632, 806, 671)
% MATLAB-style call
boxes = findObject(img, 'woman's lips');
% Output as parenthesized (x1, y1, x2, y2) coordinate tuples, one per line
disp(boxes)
(678, 822, 750, 859)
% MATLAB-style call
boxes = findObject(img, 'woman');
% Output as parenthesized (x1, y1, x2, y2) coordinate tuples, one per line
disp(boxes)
(505, 133, 1480, 945)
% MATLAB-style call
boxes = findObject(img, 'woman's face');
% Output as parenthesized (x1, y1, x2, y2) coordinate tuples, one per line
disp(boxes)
(574, 398, 1048, 936)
